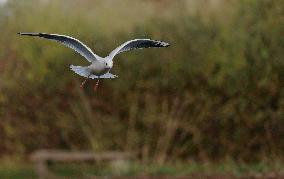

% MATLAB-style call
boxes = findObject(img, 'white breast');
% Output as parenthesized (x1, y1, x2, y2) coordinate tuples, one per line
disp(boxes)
(89, 61, 109, 76)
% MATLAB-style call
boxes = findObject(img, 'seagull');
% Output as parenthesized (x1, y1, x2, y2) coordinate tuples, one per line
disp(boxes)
(18, 32, 170, 91)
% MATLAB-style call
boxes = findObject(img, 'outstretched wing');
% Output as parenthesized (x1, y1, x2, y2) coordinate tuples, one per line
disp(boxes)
(108, 39, 170, 59)
(18, 32, 100, 62)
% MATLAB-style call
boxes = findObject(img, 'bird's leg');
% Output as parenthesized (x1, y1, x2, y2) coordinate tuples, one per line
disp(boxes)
(80, 79, 87, 88)
(80, 75, 90, 88)
(93, 78, 100, 92)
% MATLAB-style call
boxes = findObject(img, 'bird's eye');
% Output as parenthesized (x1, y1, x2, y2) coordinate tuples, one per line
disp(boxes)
(105, 62, 108, 66)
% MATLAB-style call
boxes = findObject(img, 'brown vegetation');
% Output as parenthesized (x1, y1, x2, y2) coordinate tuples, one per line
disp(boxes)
(0, 0, 283, 164)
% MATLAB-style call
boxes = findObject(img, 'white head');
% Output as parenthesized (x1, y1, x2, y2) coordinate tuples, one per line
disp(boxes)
(104, 59, 113, 69)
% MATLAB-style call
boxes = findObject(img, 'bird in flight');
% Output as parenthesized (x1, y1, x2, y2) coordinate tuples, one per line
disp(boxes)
(18, 33, 170, 91)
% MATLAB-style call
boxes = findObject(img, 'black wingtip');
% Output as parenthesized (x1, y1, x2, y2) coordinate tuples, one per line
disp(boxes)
(18, 32, 42, 36)
(165, 41, 171, 47)
(18, 32, 32, 35)
(154, 40, 171, 47)
(18, 32, 30, 36)
(161, 41, 171, 47)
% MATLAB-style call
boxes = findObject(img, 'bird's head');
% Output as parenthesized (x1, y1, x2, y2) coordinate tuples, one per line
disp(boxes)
(104, 59, 113, 69)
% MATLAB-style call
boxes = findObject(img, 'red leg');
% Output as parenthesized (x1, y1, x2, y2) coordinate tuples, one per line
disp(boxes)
(80, 79, 87, 88)
(93, 79, 100, 92)
(80, 75, 90, 88)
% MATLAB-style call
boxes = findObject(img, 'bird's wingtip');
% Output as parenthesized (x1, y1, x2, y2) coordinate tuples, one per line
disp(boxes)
(18, 32, 29, 36)
(17, 32, 42, 36)
(160, 41, 171, 47)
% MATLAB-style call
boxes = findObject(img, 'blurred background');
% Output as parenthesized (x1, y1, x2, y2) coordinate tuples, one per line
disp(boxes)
(0, 0, 283, 178)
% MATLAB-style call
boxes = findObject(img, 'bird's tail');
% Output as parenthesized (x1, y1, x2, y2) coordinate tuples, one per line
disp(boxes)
(70, 65, 91, 78)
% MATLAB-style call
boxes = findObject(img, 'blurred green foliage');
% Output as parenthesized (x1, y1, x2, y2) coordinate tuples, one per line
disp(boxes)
(1, 160, 284, 178)
(0, 0, 283, 164)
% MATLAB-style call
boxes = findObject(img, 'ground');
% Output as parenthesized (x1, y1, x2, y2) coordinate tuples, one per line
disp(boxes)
(1, 161, 284, 179)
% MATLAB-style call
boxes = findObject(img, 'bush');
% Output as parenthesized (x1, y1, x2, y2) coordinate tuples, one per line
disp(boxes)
(0, 0, 283, 163)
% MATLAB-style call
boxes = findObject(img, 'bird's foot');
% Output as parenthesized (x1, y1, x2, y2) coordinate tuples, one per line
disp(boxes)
(80, 79, 87, 88)
(93, 79, 100, 92)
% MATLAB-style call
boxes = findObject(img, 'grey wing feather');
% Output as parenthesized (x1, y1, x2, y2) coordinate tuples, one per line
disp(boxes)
(19, 32, 99, 62)
(70, 65, 117, 79)
(90, 73, 118, 79)
(108, 39, 170, 59)
(99, 73, 118, 79)
(70, 65, 91, 77)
